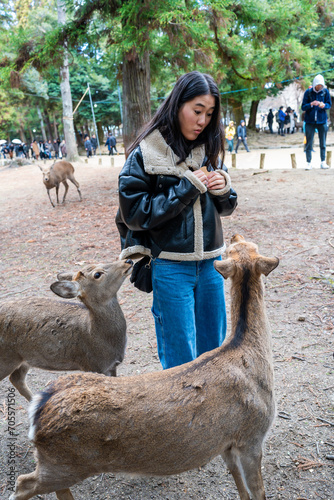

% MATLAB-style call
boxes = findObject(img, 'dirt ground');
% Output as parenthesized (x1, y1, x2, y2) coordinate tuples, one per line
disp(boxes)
(0, 134, 333, 499)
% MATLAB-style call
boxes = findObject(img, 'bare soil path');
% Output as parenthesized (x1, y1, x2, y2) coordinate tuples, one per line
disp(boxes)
(0, 144, 333, 499)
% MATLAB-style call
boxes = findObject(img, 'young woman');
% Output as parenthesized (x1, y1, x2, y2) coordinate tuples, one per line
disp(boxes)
(116, 71, 238, 369)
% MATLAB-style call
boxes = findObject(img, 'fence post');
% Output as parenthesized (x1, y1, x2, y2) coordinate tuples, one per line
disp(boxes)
(326, 150, 332, 168)
(232, 153, 236, 168)
(291, 153, 297, 169)
(260, 153, 265, 169)
(110, 157, 114, 167)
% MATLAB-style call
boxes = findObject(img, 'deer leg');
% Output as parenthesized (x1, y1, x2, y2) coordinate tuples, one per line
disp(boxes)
(11, 466, 77, 500)
(47, 189, 55, 207)
(238, 446, 266, 500)
(56, 184, 60, 204)
(61, 180, 69, 203)
(10, 469, 43, 500)
(221, 449, 251, 500)
(9, 363, 32, 401)
(69, 176, 82, 201)
(56, 488, 75, 500)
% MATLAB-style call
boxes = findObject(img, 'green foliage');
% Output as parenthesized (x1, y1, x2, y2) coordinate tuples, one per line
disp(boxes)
(1, 0, 334, 138)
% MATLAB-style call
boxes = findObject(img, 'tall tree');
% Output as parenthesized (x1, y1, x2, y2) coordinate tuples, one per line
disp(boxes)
(57, 0, 79, 160)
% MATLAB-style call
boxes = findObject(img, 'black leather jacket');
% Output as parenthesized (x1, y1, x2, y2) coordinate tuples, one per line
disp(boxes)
(116, 130, 237, 261)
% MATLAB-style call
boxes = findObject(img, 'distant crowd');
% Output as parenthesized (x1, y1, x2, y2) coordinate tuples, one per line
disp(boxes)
(1, 139, 67, 160)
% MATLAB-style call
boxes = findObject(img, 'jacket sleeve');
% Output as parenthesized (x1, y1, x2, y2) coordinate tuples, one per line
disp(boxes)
(302, 89, 312, 111)
(324, 89, 332, 110)
(118, 147, 204, 231)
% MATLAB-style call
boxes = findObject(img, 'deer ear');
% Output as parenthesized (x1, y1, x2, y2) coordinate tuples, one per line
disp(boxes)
(57, 272, 74, 281)
(214, 258, 235, 279)
(50, 281, 80, 298)
(255, 257, 279, 276)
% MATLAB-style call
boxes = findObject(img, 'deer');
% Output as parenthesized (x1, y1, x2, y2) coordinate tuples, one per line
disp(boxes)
(39, 160, 82, 207)
(10, 235, 279, 500)
(0, 259, 133, 402)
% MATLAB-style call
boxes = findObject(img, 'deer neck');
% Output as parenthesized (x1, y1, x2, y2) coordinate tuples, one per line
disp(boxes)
(87, 298, 124, 338)
(228, 270, 272, 357)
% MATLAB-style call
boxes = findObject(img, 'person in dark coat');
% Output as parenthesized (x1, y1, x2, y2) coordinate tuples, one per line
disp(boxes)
(84, 136, 92, 158)
(105, 133, 117, 155)
(302, 74, 331, 170)
(235, 120, 250, 153)
(91, 134, 98, 155)
(116, 71, 237, 370)
(267, 109, 274, 134)
(53, 140, 59, 159)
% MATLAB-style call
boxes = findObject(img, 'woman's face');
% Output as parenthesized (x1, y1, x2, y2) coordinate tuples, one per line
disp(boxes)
(178, 94, 215, 141)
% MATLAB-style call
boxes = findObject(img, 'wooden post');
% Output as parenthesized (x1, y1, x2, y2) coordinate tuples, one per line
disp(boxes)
(291, 153, 297, 169)
(85, 158, 88, 163)
(232, 153, 236, 168)
(260, 153, 265, 169)
(110, 157, 114, 167)
(326, 150, 332, 168)
(98, 158, 102, 165)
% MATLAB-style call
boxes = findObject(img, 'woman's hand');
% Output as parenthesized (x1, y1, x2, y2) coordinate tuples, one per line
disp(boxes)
(207, 171, 226, 190)
(193, 169, 208, 186)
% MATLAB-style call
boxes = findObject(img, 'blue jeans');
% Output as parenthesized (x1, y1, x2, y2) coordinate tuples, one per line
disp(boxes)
(305, 122, 327, 162)
(235, 138, 249, 152)
(226, 139, 234, 152)
(151, 257, 227, 369)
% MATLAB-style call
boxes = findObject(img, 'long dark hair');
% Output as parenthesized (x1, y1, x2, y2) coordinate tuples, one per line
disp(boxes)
(127, 71, 224, 168)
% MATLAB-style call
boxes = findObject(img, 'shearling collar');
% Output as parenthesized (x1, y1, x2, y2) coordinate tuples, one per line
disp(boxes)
(140, 129, 206, 177)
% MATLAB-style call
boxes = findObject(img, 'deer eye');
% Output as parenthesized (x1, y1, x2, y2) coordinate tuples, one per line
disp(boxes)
(94, 272, 102, 279)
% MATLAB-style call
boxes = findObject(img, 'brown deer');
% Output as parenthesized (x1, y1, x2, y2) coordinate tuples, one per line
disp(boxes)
(0, 259, 133, 401)
(39, 160, 82, 207)
(10, 235, 279, 500)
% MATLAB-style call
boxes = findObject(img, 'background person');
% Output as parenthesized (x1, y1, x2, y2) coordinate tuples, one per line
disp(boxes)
(225, 121, 235, 153)
(116, 71, 238, 370)
(235, 119, 250, 152)
(278, 106, 286, 136)
(267, 109, 274, 134)
(302, 74, 331, 170)
(91, 134, 98, 155)
(84, 136, 92, 158)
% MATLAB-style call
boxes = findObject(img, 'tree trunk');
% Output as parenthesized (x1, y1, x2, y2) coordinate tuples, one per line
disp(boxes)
(19, 123, 27, 143)
(53, 114, 58, 139)
(248, 100, 260, 130)
(37, 106, 47, 142)
(97, 121, 104, 145)
(28, 126, 34, 142)
(57, 0, 79, 161)
(122, 48, 151, 151)
(74, 123, 83, 147)
(44, 109, 54, 141)
(229, 97, 245, 128)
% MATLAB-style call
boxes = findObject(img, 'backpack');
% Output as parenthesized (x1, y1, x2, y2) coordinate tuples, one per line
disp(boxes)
(275, 112, 279, 123)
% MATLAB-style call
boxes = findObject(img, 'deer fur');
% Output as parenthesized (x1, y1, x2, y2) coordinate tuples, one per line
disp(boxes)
(39, 160, 82, 207)
(10, 235, 279, 500)
(0, 259, 133, 401)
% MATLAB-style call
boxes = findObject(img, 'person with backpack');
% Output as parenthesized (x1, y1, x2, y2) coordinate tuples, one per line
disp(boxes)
(302, 74, 331, 170)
